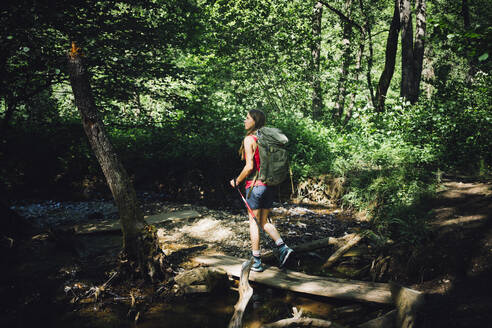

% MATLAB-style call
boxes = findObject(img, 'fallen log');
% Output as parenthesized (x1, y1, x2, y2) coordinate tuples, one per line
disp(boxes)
(322, 233, 362, 269)
(193, 254, 393, 304)
(75, 210, 201, 234)
(228, 258, 254, 328)
(195, 255, 424, 326)
(262, 233, 360, 262)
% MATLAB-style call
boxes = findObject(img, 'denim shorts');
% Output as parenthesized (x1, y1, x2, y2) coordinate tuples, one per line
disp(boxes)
(245, 185, 274, 209)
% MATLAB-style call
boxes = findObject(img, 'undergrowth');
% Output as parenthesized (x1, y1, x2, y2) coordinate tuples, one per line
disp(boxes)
(2, 74, 490, 247)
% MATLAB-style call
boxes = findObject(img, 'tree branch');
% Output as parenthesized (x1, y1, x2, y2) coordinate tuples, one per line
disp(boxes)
(319, 0, 363, 32)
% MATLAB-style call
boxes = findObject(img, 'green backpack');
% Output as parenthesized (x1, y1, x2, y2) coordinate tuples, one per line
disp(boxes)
(253, 126, 290, 186)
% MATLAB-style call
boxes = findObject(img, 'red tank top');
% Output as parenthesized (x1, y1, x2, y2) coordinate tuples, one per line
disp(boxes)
(245, 135, 266, 189)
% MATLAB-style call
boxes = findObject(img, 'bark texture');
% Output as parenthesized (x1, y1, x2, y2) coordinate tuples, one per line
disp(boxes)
(346, 39, 364, 122)
(334, 0, 354, 120)
(413, 0, 426, 93)
(359, 0, 376, 108)
(66, 44, 166, 280)
(311, 1, 324, 121)
(376, 0, 400, 111)
(399, 0, 426, 103)
(228, 258, 254, 328)
(462, 0, 478, 82)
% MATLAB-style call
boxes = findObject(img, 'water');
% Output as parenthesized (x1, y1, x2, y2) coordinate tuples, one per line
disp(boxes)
(6, 198, 385, 327)
(56, 286, 348, 328)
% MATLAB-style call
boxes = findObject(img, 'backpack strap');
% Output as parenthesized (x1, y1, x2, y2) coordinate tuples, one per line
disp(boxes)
(247, 141, 259, 199)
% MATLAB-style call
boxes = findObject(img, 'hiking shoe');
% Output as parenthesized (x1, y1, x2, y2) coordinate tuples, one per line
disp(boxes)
(251, 256, 265, 272)
(278, 245, 293, 268)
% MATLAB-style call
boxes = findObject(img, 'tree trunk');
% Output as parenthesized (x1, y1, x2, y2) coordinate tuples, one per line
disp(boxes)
(462, 0, 470, 29)
(311, 1, 324, 121)
(358, 0, 376, 108)
(399, 0, 415, 101)
(346, 39, 364, 122)
(462, 0, 477, 82)
(399, 0, 426, 104)
(334, 0, 353, 120)
(413, 0, 426, 94)
(376, 0, 400, 111)
(66, 44, 167, 281)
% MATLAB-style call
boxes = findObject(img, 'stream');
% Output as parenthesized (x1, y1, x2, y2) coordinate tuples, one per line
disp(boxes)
(6, 195, 389, 328)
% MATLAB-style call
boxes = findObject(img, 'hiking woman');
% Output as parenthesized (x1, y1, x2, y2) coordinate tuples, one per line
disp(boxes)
(229, 109, 293, 272)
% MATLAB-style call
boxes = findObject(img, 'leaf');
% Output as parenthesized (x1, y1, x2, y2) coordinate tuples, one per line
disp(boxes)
(465, 32, 481, 39)
(478, 53, 489, 62)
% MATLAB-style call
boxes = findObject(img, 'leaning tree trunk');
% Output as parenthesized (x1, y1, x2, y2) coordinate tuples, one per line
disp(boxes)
(399, 0, 426, 104)
(376, 0, 400, 111)
(311, 1, 324, 121)
(66, 43, 168, 281)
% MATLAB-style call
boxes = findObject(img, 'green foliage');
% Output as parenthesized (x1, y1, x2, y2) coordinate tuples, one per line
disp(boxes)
(1, 0, 491, 248)
(428, 0, 492, 76)
(271, 115, 336, 178)
(248, 108, 438, 246)
(0, 0, 200, 127)
(327, 122, 437, 246)
(389, 73, 492, 173)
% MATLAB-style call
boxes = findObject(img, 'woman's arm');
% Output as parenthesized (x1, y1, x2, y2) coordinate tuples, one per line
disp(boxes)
(230, 135, 256, 187)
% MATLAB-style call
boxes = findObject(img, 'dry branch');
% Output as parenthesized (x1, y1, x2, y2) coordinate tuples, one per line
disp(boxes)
(228, 258, 254, 328)
(322, 233, 362, 269)
(262, 233, 360, 262)
(261, 317, 343, 328)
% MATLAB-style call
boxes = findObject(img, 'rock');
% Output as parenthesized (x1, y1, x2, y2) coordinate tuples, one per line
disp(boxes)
(173, 267, 229, 295)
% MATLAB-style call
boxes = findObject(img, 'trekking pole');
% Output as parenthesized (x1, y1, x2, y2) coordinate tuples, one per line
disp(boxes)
(234, 183, 277, 254)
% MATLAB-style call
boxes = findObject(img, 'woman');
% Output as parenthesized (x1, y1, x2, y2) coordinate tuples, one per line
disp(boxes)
(229, 109, 293, 272)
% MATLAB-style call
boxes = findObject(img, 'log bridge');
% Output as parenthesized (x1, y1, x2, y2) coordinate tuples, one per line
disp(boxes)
(194, 254, 424, 328)
(194, 254, 392, 304)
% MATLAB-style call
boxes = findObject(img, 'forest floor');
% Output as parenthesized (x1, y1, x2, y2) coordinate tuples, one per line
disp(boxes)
(1, 176, 491, 327)
(407, 177, 492, 327)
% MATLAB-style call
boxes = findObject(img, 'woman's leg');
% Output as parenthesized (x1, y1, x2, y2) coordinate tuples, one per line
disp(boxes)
(249, 209, 265, 272)
(259, 208, 293, 267)
(249, 209, 261, 252)
(246, 186, 292, 269)
(258, 209, 281, 241)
